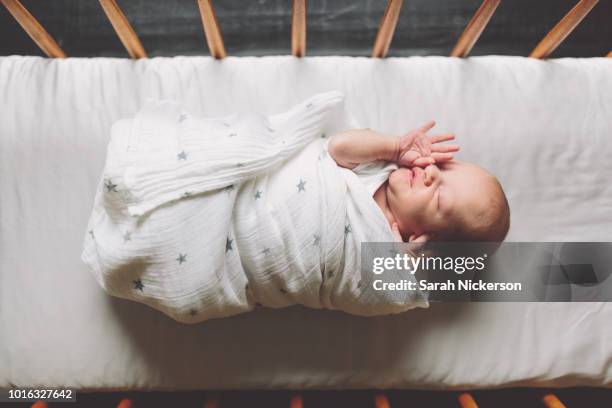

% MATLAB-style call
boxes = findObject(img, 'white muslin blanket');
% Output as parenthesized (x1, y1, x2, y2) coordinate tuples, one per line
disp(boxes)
(81, 91, 428, 323)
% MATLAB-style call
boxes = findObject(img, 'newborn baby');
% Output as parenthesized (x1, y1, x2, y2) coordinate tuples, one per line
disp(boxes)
(327, 121, 510, 244)
(82, 91, 509, 323)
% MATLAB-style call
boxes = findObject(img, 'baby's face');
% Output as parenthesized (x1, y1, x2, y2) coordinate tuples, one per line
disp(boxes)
(386, 160, 493, 240)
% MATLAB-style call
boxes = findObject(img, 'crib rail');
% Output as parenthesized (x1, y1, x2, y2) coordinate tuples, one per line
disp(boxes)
(25, 391, 582, 408)
(98, 0, 146, 58)
(1, 0, 609, 59)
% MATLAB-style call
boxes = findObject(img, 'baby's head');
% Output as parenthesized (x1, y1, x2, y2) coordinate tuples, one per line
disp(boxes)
(386, 160, 510, 243)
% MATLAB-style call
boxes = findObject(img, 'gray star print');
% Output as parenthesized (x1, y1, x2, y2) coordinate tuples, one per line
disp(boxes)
(176, 253, 187, 264)
(226, 237, 233, 252)
(89, 229, 95, 239)
(123, 231, 132, 242)
(105, 179, 118, 192)
(177, 150, 188, 160)
(236, 162, 244, 167)
(306, 102, 313, 108)
(345, 224, 352, 235)
(189, 308, 198, 316)
(297, 179, 306, 192)
(183, 191, 192, 198)
(262, 248, 271, 255)
(132, 279, 144, 291)
(228, 132, 238, 137)
(254, 190, 263, 199)
(313, 234, 321, 246)
(179, 113, 188, 122)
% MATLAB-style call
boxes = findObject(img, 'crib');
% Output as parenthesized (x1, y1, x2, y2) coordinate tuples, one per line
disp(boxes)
(1, 1, 611, 407)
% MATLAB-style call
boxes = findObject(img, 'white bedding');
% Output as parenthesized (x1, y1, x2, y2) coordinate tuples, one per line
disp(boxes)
(0, 55, 611, 389)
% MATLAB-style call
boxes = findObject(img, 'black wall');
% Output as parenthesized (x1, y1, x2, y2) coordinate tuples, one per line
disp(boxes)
(1, 0, 610, 58)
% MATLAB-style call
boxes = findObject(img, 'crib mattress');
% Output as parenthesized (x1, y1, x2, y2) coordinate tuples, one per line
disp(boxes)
(1, 55, 611, 390)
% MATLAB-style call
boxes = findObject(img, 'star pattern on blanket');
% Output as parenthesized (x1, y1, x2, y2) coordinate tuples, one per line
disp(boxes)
(297, 179, 306, 192)
(236, 162, 244, 167)
(177, 150, 188, 160)
(104, 179, 118, 193)
(320, 133, 326, 138)
(122, 231, 132, 242)
(313, 234, 321, 246)
(226, 237, 233, 252)
(179, 113, 188, 122)
(183, 191, 192, 198)
(223, 122, 230, 127)
(132, 279, 144, 291)
(266, 125, 274, 132)
(176, 253, 187, 264)
(188, 308, 198, 316)
(262, 247, 271, 255)
(228, 132, 238, 138)
(306, 102, 313, 109)
(88, 229, 95, 239)
(254, 190, 263, 200)
(345, 224, 352, 235)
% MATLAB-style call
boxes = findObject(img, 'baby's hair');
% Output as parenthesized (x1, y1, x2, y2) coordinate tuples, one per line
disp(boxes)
(440, 175, 510, 243)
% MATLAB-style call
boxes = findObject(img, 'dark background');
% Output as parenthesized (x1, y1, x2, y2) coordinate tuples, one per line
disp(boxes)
(0, 0, 610, 58)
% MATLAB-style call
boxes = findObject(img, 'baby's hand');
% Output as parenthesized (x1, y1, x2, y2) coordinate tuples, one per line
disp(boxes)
(396, 121, 459, 168)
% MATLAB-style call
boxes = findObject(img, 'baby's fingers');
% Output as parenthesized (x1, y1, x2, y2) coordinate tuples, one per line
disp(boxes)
(412, 157, 435, 167)
(391, 222, 404, 242)
(431, 152, 455, 162)
(419, 120, 436, 133)
(431, 144, 460, 153)
(429, 133, 455, 143)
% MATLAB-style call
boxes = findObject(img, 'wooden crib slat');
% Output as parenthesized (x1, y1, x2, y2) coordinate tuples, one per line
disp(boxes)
(197, 0, 227, 59)
(98, 0, 146, 59)
(291, 0, 307, 57)
(371, 0, 404, 58)
(450, 0, 501, 57)
(542, 393, 568, 408)
(204, 394, 220, 408)
(374, 393, 391, 408)
(116, 399, 133, 408)
(457, 392, 479, 408)
(289, 394, 303, 408)
(30, 402, 47, 408)
(607, 50, 612, 57)
(0, 0, 66, 58)
(529, 0, 600, 59)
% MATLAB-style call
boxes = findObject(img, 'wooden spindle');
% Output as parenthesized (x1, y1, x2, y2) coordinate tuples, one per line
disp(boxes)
(0, 0, 66, 58)
(372, 0, 404, 58)
(458, 392, 479, 408)
(529, 0, 600, 59)
(98, 0, 146, 58)
(197, 0, 226, 59)
(291, 0, 307, 57)
(374, 394, 391, 408)
(289, 394, 303, 408)
(542, 393, 567, 408)
(30, 401, 47, 408)
(450, 0, 500, 57)
(204, 394, 220, 408)
(606, 50, 612, 57)
(116, 399, 133, 408)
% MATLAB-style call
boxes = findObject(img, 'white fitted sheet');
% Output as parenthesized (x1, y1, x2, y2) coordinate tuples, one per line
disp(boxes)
(0, 55, 611, 390)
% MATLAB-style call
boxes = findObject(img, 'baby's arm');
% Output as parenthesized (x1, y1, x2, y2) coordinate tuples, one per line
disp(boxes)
(328, 122, 458, 169)
(327, 129, 399, 169)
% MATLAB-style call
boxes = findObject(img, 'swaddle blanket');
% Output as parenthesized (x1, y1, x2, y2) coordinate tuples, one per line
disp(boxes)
(81, 91, 428, 323)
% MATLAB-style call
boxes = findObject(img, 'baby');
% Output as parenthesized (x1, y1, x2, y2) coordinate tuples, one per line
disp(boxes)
(328, 121, 510, 244)
(83, 92, 510, 323)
